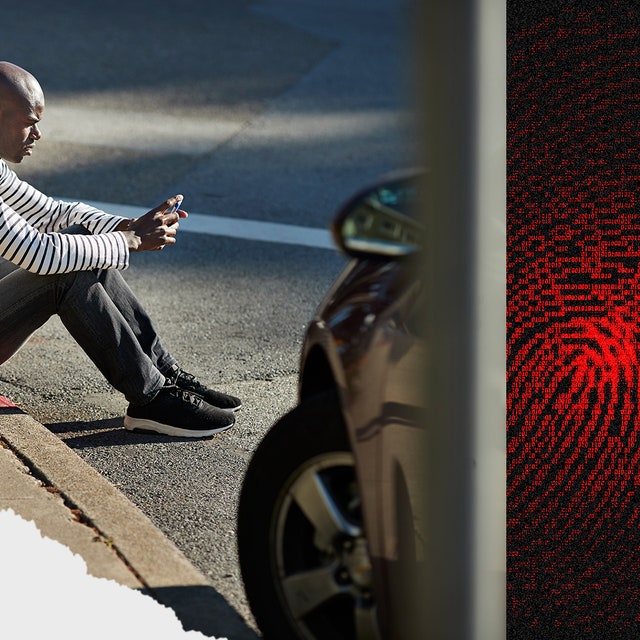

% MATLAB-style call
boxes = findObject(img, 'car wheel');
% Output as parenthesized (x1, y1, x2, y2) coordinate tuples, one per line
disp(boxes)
(238, 391, 381, 640)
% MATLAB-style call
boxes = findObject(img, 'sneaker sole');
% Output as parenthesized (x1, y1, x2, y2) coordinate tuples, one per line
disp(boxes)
(123, 415, 234, 438)
(209, 403, 241, 413)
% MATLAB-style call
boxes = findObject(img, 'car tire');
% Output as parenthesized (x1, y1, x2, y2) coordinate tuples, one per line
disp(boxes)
(237, 391, 381, 640)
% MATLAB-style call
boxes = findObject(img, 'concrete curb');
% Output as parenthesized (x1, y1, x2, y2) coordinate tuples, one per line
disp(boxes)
(0, 403, 207, 588)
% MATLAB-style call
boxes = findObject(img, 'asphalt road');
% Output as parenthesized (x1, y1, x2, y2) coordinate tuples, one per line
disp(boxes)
(0, 0, 416, 636)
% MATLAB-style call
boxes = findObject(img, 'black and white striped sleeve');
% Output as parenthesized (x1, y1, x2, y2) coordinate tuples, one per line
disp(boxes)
(0, 161, 130, 274)
(0, 200, 129, 274)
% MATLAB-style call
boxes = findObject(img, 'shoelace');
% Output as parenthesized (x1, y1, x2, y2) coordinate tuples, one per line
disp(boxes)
(164, 383, 202, 406)
(176, 370, 202, 388)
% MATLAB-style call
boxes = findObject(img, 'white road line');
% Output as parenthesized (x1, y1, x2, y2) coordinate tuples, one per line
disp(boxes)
(76, 200, 337, 251)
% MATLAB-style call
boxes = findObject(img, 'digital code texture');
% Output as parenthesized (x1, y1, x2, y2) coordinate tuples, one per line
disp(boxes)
(508, 2, 640, 637)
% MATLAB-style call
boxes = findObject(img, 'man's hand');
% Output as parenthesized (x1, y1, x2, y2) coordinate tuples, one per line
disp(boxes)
(119, 195, 188, 252)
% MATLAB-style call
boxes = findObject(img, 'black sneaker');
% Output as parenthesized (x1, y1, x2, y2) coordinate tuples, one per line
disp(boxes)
(124, 384, 235, 438)
(166, 365, 242, 412)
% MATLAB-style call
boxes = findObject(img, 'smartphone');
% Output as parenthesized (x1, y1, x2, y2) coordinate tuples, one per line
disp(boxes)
(166, 198, 183, 215)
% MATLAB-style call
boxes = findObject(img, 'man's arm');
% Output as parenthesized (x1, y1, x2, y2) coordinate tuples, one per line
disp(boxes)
(0, 199, 129, 274)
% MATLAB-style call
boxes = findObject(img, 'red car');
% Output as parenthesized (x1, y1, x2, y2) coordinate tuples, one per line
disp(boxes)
(238, 170, 426, 639)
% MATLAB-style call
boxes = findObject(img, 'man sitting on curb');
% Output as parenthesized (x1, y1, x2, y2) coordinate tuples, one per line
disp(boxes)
(0, 61, 241, 438)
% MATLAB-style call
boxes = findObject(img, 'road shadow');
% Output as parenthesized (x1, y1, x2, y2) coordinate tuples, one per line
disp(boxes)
(0, 406, 24, 416)
(46, 417, 232, 448)
(143, 584, 261, 639)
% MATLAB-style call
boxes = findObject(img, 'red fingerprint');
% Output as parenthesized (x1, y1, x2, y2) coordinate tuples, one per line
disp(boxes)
(508, 314, 640, 632)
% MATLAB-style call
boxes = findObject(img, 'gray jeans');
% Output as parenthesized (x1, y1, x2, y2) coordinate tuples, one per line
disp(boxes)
(0, 230, 175, 405)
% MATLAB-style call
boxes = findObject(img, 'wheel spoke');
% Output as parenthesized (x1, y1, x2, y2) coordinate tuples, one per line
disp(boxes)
(290, 465, 360, 548)
(354, 602, 381, 640)
(282, 564, 344, 618)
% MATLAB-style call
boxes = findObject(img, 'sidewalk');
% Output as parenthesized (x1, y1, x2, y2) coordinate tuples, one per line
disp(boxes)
(0, 395, 257, 639)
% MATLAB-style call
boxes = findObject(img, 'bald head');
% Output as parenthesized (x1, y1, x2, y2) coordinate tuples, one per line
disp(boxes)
(0, 62, 44, 163)
(0, 62, 44, 111)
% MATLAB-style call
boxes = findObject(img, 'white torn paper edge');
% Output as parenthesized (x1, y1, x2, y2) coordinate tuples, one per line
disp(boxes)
(0, 509, 226, 639)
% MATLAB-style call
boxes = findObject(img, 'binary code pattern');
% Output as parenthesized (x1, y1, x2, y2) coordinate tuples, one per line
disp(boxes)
(509, 3, 640, 637)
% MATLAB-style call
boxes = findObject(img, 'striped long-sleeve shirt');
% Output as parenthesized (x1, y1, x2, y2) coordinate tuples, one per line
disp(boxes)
(0, 160, 130, 275)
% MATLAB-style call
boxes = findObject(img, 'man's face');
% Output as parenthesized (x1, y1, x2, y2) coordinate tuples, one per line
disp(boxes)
(0, 93, 44, 164)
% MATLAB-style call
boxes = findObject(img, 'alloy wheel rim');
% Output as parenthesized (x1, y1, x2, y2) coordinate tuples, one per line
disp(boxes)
(273, 451, 380, 640)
